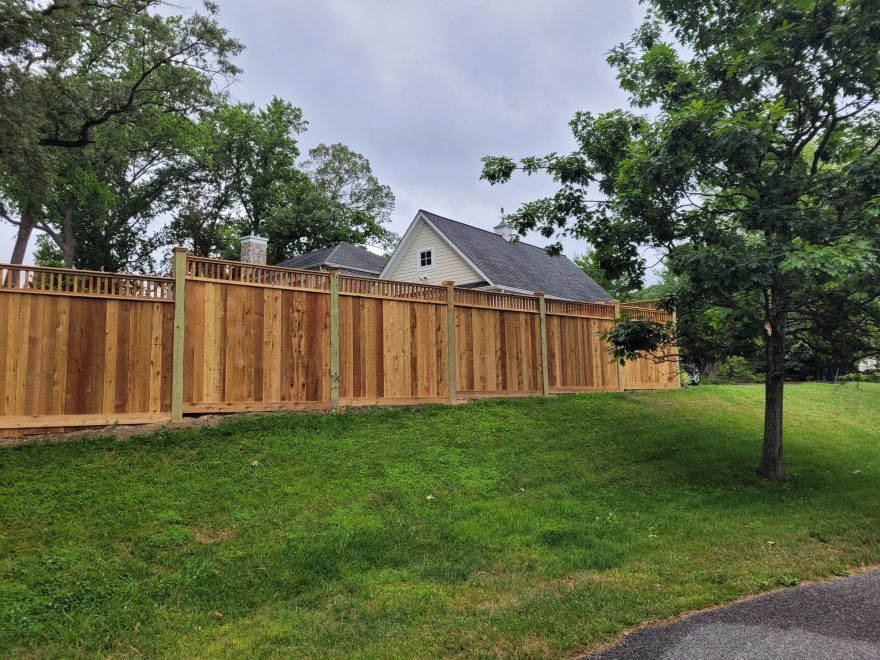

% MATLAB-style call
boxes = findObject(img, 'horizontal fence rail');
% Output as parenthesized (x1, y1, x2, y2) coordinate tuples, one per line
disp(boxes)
(0, 263, 173, 301)
(1, 253, 678, 437)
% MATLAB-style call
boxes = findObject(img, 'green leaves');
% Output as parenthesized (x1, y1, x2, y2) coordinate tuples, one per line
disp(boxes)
(601, 317, 672, 365)
(480, 0, 880, 478)
(479, 156, 519, 185)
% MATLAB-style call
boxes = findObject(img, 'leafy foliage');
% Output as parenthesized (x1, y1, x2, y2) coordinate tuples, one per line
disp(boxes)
(0, 0, 242, 265)
(482, 0, 880, 479)
(165, 100, 394, 262)
(601, 316, 672, 365)
(2, 4, 396, 270)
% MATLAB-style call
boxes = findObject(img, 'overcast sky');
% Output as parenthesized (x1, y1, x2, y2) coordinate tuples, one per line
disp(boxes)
(2, 0, 650, 271)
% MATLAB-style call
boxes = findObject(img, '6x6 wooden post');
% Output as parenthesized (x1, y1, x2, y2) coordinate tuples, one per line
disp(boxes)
(611, 299, 625, 392)
(328, 268, 340, 408)
(442, 281, 457, 402)
(170, 247, 187, 420)
(533, 291, 549, 396)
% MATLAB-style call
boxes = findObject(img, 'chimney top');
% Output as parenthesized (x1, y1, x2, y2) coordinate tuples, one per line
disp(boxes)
(240, 234, 268, 265)
(493, 207, 516, 241)
(493, 221, 516, 242)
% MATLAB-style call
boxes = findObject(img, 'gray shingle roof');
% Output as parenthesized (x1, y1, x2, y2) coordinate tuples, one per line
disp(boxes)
(277, 242, 388, 276)
(420, 210, 612, 302)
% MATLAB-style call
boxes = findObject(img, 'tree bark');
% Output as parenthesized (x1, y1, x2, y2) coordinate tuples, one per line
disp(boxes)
(758, 312, 787, 481)
(9, 207, 36, 264)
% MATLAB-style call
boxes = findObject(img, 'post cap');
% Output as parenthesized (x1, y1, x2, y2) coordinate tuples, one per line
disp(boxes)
(172, 246, 188, 253)
(532, 291, 545, 297)
(441, 280, 454, 286)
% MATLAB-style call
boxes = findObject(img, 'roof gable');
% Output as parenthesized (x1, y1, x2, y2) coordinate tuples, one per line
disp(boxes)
(417, 210, 612, 301)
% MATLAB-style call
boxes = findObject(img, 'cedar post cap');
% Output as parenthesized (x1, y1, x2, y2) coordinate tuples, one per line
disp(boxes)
(325, 267, 340, 273)
(532, 291, 545, 297)
(172, 246, 188, 253)
(441, 280, 454, 286)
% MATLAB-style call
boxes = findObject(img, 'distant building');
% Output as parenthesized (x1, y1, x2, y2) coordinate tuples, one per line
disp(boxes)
(277, 241, 387, 278)
(379, 210, 611, 301)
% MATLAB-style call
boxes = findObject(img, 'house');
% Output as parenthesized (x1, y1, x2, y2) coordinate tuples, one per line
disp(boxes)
(379, 210, 612, 301)
(276, 241, 388, 277)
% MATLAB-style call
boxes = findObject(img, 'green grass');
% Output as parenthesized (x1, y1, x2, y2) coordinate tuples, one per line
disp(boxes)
(1, 384, 879, 658)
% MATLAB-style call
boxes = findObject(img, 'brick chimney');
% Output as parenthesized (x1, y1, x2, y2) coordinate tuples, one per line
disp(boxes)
(240, 234, 268, 265)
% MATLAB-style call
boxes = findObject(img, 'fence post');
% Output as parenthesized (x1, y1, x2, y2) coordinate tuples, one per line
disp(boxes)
(442, 281, 457, 402)
(611, 299, 625, 392)
(328, 267, 340, 408)
(671, 308, 681, 389)
(533, 292, 549, 396)
(171, 247, 187, 420)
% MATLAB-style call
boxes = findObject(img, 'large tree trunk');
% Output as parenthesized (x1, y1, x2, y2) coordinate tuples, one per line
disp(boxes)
(9, 207, 37, 264)
(758, 314, 787, 481)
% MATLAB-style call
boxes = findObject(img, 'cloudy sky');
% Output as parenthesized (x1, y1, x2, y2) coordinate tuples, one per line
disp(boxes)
(3, 0, 650, 269)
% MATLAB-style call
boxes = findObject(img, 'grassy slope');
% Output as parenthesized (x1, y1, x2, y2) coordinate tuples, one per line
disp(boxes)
(1, 384, 879, 658)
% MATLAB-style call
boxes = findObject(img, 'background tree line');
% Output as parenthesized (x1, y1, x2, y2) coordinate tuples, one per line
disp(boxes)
(0, 0, 396, 273)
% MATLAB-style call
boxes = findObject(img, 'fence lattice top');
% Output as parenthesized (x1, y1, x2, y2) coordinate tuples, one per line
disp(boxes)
(620, 305, 669, 323)
(0, 256, 671, 321)
(0, 263, 174, 302)
(187, 256, 331, 291)
(546, 299, 615, 319)
(338, 275, 448, 302)
(454, 288, 539, 312)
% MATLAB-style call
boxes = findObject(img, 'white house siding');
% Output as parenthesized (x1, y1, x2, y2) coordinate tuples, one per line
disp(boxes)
(386, 222, 482, 286)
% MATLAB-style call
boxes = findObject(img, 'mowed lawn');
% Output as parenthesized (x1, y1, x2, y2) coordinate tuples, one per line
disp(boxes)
(1, 384, 879, 658)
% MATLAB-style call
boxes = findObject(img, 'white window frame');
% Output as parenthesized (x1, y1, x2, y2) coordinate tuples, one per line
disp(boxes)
(417, 246, 435, 271)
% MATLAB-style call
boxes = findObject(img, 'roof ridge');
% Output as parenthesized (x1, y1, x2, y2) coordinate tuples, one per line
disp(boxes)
(325, 242, 344, 260)
(419, 209, 557, 255)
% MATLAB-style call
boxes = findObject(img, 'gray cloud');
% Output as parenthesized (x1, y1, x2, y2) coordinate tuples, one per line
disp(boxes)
(3, 0, 651, 272)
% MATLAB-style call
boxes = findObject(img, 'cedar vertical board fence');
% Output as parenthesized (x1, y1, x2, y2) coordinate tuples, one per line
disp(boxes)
(0, 255, 678, 436)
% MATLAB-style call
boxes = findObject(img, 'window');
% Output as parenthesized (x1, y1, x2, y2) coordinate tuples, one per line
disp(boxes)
(417, 248, 434, 271)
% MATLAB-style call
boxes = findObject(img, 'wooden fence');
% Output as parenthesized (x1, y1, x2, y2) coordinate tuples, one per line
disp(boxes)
(0, 252, 678, 436)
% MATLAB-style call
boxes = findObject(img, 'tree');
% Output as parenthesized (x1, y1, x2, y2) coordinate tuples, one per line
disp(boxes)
(167, 97, 308, 257)
(29, 110, 193, 271)
(0, 0, 242, 263)
(303, 143, 396, 226)
(261, 179, 391, 263)
(574, 249, 642, 300)
(482, 1, 880, 480)
(168, 101, 396, 263)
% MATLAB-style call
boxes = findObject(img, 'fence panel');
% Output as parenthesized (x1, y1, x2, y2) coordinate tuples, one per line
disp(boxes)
(546, 314, 619, 391)
(339, 296, 449, 403)
(624, 351, 679, 389)
(183, 280, 330, 413)
(0, 281, 173, 433)
(456, 306, 542, 396)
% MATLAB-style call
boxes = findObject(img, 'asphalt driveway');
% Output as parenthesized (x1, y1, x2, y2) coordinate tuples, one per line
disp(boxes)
(583, 569, 880, 659)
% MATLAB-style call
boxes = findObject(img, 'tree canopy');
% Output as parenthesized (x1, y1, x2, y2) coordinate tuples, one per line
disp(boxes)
(1, 2, 396, 271)
(483, 0, 880, 480)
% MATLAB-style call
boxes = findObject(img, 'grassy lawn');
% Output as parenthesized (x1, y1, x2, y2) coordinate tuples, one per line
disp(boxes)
(1, 384, 879, 658)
